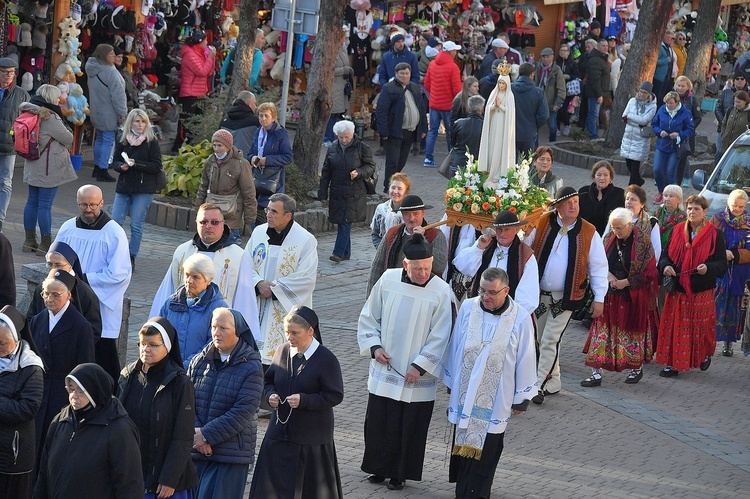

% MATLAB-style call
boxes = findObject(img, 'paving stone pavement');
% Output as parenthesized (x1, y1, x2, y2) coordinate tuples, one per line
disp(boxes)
(4, 125, 750, 498)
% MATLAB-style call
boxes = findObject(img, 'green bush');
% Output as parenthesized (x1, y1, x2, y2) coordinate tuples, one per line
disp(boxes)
(163, 140, 212, 197)
(284, 162, 311, 205)
(184, 89, 229, 144)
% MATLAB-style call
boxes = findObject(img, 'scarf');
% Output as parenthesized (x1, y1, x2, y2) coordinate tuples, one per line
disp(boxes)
(126, 131, 147, 147)
(655, 206, 686, 247)
(719, 208, 750, 231)
(453, 297, 518, 460)
(538, 63, 551, 89)
(666, 102, 682, 119)
(667, 220, 717, 296)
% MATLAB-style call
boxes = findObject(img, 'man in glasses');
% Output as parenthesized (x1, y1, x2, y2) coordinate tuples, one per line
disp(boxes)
(54, 184, 130, 388)
(0, 57, 29, 233)
(442, 267, 537, 498)
(150, 202, 259, 340)
(452, 210, 539, 317)
(246, 193, 317, 366)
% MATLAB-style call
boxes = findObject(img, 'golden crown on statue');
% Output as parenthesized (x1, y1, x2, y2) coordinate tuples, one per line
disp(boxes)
(494, 59, 512, 76)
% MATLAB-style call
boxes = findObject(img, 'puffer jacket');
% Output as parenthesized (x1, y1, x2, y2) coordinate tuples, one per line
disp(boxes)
(331, 45, 353, 115)
(118, 359, 199, 493)
(720, 104, 750, 154)
(187, 338, 263, 464)
(159, 282, 228, 370)
(535, 62, 566, 110)
(0, 84, 29, 155)
(196, 146, 257, 234)
(585, 50, 611, 99)
(0, 340, 43, 475)
(621, 95, 657, 161)
(20, 100, 77, 188)
(716, 86, 740, 131)
(111, 137, 163, 194)
(318, 137, 375, 225)
(180, 44, 215, 98)
(450, 113, 483, 167)
(85, 57, 127, 131)
(220, 99, 260, 156)
(424, 51, 462, 111)
(651, 103, 695, 154)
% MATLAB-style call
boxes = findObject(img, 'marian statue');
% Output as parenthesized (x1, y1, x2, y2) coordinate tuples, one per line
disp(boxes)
(477, 60, 516, 191)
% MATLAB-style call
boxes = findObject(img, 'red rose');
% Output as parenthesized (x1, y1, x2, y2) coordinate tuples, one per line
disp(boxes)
(482, 202, 491, 211)
(509, 207, 517, 213)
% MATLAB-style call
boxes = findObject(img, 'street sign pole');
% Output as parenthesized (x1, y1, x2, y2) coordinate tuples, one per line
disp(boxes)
(278, 0, 298, 127)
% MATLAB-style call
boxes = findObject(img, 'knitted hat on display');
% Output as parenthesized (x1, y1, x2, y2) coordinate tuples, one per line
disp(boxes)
(212, 129, 233, 149)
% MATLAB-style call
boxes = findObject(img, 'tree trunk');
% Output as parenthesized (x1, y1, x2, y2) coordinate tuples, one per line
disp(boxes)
(292, 0, 349, 195)
(224, 0, 259, 115)
(605, 0, 674, 148)
(682, 0, 722, 103)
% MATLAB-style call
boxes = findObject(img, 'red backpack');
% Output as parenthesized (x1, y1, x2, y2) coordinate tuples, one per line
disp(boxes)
(13, 111, 49, 160)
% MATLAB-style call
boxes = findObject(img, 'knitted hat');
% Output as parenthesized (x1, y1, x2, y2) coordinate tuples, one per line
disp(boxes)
(590, 20, 601, 30)
(639, 81, 653, 93)
(428, 36, 440, 48)
(212, 129, 233, 148)
(402, 232, 433, 260)
(390, 33, 405, 44)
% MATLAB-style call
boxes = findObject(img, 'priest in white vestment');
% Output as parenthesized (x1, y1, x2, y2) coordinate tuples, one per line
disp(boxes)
(453, 210, 539, 316)
(443, 268, 537, 498)
(150, 203, 260, 338)
(246, 194, 318, 365)
(54, 185, 131, 385)
(358, 233, 452, 490)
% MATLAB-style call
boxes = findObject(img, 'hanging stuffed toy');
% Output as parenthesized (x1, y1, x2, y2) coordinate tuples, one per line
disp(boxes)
(66, 83, 91, 125)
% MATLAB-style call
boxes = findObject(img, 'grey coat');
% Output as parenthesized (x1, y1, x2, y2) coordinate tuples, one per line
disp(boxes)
(331, 45, 353, 115)
(85, 57, 128, 131)
(620, 96, 657, 161)
(20, 102, 77, 188)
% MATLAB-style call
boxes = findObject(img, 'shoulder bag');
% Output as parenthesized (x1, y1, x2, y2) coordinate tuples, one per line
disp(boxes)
(639, 125, 656, 139)
(252, 163, 282, 197)
(356, 141, 378, 195)
(438, 148, 454, 180)
(206, 161, 239, 216)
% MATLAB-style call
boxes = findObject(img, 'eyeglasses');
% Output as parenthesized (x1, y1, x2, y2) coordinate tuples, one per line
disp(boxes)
(0, 70, 15, 76)
(478, 286, 509, 296)
(45, 262, 69, 269)
(77, 201, 102, 210)
(737, 77, 746, 81)
(137, 342, 164, 350)
(198, 219, 223, 226)
(41, 291, 66, 299)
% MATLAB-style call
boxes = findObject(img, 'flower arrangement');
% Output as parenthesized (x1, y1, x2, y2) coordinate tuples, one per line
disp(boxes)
(444, 154, 550, 219)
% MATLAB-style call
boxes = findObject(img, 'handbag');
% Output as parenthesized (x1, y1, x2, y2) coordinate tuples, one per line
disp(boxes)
(253, 165, 282, 197)
(639, 125, 656, 139)
(438, 149, 454, 180)
(205, 162, 239, 216)
(663, 274, 684, 294)
(677, 140, 692, 160)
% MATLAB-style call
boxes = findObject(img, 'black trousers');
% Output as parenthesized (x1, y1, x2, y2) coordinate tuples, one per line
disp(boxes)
(449, 431, 505, 499)
(95, 338, 120, 393)
(0, 472, 32, 499)
(383, 130, 416, 191)
(625, 158, 644, 186)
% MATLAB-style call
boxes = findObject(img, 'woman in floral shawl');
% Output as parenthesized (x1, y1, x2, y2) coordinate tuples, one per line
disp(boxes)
(657, 195, 727, 376)
(710, 189, 750, 357)
(581, 208, 657, 386)
(653, 184, 686, 248)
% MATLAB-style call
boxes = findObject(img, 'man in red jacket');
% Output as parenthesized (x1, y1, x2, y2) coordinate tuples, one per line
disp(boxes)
(423, 41, 463, 167)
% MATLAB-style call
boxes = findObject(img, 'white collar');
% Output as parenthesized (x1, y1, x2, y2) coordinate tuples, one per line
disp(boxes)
(557, 215, 577, 230)
(290, 337, 319, 360)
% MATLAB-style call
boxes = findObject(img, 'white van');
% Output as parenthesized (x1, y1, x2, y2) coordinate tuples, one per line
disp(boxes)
(692, 129, 750, 217)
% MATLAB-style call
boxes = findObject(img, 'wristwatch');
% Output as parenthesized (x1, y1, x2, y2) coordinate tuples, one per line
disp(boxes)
(201, 436, 207, 443)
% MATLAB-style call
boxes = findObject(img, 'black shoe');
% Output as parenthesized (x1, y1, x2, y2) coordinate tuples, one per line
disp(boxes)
(375, 147, 385, 156)
(580, 375, 602, 387)
(329, 254, 342, 263)
(581, 318, 592, 329)
(722, 343, 734, 357)
(624, 370, 643, 384)
(91, 167, 98, 177)
(659, 367, 679, 377)
(130, 255, 135, 270)
(700, 355, 711, 371)
(531, 390, 544, 405)
(387, 479, 404, 490)
(366, 475, 385, 484)
(96, 169, 116, 182)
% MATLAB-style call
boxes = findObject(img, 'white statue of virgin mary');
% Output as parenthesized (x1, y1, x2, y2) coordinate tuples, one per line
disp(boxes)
(476, 63, 516, 191)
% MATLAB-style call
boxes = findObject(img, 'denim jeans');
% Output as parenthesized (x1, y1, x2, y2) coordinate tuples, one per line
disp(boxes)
(229, 228, 243, 246)
(112, 192, 155, 257)
(652, 149, 680, 193)
(715, 133, 723, 165)
(94, 130, 116, 170)
(585, 98, 601, 139)
(0, 154, 15, 227)
(547, 109, 559, 142)
(333, 223, 351, 258)
(425, 109, 451, 162)
(24, 185, 58, 234)
(324, 113, 343, 143)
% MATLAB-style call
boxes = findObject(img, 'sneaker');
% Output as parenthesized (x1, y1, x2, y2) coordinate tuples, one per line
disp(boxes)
(423, 159, 437, 168)
(562, 125, 571, 136)
(682, 178, 690, 188)
(654, 193, 663, 204)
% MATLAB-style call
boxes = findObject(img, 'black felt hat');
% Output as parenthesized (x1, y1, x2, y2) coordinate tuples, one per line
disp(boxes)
(403, 232, 433, 260)
(549, 186, 579, 207)
(493, 210, 529, 227)
(398, 195, 432, 211)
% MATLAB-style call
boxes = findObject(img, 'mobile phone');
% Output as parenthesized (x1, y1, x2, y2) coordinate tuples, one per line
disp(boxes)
(121, 152, 133, 165)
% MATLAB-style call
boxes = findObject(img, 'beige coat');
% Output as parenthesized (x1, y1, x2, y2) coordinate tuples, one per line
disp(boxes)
(20, 102, 76, 189)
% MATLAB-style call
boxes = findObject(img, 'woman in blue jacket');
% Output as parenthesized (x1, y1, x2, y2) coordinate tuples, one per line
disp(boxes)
(248, 102, 293, 226)
(651, 91, 694, 203)
(159, 254, 228, 370)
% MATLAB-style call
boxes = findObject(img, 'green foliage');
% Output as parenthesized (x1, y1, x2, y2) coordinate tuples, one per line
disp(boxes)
(163, 140, 213, 197)
(284, 162, 312, 204)
(184, 89, 229, 144)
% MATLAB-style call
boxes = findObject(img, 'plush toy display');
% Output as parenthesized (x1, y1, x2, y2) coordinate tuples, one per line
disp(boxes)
(54, 62, 75, 83)
(65, 37, 83, 75)
(66, 83, 90, 125)
(57, 81, 70, 106)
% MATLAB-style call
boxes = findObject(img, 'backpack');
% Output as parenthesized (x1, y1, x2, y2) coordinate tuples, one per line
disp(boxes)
(13, 111, 49, 160)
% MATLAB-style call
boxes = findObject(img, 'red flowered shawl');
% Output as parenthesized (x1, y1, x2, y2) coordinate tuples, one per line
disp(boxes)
(667, 221, 718, 296)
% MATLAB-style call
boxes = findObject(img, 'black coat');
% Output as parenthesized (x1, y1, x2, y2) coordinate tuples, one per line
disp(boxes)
(375, 79, 427, 140)
(118, 359, 199, 493)
(578, 182, 625, 235)
(0, 341, 44, 475)
(0, 233, 15, 308)
(318, 137, 375, 225)
(450, 113, 483, 167)
(111, 138, 163, 194)
(31, 305, 95, 461)
(585, 51, 611, 99)
(33, 398, 143, 499)
(27, 276, 103, 342)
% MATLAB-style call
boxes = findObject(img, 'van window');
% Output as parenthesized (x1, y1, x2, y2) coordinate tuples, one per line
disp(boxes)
(709, 145, 750, 194)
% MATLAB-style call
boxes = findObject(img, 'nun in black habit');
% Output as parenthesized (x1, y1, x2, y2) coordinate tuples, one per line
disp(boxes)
(249, 306, 345, 499)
